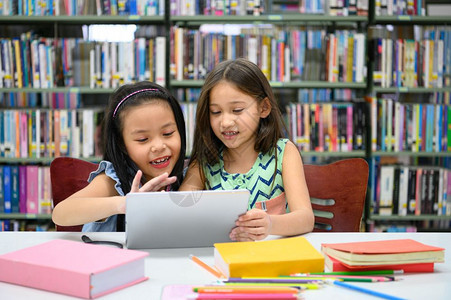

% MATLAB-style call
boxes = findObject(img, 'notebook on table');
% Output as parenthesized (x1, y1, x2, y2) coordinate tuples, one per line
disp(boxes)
(125, 189, 249, 249)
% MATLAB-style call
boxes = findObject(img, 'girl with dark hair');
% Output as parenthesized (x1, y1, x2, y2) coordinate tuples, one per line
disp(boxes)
(52, 81, 186, 232)
(180, 58, 314, 241)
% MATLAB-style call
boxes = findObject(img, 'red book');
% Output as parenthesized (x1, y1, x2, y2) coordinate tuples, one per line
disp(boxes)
(0, 239, 148, 299)
(321, 239, 444, 267)
(325, 254, 435, 273)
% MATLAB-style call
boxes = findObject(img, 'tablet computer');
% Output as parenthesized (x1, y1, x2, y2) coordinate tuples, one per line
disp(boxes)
(125, 189, 249, 249)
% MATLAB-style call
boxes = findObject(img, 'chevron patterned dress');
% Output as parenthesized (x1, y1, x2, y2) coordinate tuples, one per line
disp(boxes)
(204, 138, 288, 212)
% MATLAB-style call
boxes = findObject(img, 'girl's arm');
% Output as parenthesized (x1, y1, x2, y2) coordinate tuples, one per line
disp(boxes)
(52, 173, 123, 226)
(270, 141, 315, 235)
(52, 171, 177, 226)
(178, 161, 205, 191)
(231, 141, 314, 241)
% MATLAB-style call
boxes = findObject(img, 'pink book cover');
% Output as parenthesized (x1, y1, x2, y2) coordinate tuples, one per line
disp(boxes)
(26, 165, 39, 214)
(18, 165, 27, 213)
(0, 239, 148, 299)
(322, 239, 444, 255)
(19, 111, 28, 158)
(415, 168, 423, 216)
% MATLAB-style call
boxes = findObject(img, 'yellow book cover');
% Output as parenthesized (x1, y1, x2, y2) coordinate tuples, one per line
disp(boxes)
(214, 236, 324, 278)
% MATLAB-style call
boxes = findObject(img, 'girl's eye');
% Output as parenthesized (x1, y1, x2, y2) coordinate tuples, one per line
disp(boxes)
(210, 111, 220, 115)
(136, 138, 148, 142)
(233, 108, 244, 113)
(163, 131, 175, 137)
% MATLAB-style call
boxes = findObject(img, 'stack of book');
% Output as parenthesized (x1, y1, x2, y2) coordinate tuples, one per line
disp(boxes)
(321, 239, 445, 273)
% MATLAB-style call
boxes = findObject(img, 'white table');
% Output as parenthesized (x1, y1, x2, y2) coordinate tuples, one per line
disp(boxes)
(1, 232, 450, 300)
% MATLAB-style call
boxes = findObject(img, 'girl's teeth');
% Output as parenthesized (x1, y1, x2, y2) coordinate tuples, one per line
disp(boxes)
(152, 157, 169, 164)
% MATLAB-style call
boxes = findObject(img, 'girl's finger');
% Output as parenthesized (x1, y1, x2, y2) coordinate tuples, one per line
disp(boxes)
(130, 170, 143, 193)
(236, 218, 266, 228)
(140, 173, 177, 192)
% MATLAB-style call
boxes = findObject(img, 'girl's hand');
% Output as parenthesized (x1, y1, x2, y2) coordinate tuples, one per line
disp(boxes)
(229, 209, 272, 242)
(130, 170, 177, 193)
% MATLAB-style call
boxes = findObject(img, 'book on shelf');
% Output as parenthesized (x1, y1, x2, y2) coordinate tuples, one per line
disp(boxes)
(0, 239, 148, 299)
(214, 236, 324, 278)
(321, 239, 444, 266)
(325, 254, 435, 273)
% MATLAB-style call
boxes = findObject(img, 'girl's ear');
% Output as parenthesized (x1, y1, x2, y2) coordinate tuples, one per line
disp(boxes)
(259, 97, 272, 118)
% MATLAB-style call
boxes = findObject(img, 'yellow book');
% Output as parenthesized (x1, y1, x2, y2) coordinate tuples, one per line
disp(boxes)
(214, 236, 324, 278)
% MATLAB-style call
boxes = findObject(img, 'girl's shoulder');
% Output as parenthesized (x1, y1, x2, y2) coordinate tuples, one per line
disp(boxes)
(275, 138, 290, 154)
(88, 160, 125, 195)
(88, 160, 115, 181)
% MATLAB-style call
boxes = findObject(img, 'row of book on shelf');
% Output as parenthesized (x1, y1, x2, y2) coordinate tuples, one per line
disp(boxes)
(171, 0, 266, 16)
(375, 0, 427, 16)
(0, 0, 164, 16)
(371, 26, 451, 88)
(0, 92, 82, 109)
(0, 164, 52, 216)
(170, 0, 370, 16)
(0, 31, 166, 89)
(0, 109, 103, 159)
(0, 103, 198, 159)
(373, 165, 451, 217)
(298, 0, 369, 16)
(0, 218, 52, 231)
(369, 98, 450, 153)
(285, 101, 366, 152)
(170, 26, 366, 83)
(368, 220, 451, 232)
(174, 87, 360, 103)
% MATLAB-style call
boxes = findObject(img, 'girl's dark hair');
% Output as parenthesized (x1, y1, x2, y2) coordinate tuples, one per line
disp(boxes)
(103, 81, 186, 230)
(190, 58, 287, 184)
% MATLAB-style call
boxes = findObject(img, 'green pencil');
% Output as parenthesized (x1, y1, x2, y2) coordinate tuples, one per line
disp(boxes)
(309, 270, 404, 276)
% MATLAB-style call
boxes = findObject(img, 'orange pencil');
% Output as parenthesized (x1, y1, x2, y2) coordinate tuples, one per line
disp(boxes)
(189, 255, 224, 278)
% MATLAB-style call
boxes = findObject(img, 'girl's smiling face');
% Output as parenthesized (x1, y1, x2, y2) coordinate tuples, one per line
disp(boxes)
(121, 100, 181, 182)
(209, 81, 270, 154)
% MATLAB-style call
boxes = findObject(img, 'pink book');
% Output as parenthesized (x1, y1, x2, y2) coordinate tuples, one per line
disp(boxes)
(19, 111, 28, 158)
(0, 239, 148, 299)
(26, 165, 39, 214)
(18, 165, 27, 213)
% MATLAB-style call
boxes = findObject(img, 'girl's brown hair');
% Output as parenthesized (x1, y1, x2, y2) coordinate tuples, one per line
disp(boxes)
(190, 58, 287, 185)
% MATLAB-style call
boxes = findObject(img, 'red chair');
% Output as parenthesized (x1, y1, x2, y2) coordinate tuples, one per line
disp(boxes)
(50, 157, 98, 231)
(303, 158, 369, 232)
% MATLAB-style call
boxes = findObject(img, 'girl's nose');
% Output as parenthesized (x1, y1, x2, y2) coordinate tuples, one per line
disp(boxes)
(221, 113, 235, 128)
(151, 140, 167, 152)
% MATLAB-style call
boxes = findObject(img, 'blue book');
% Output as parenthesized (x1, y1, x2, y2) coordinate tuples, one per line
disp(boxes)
(1, 220, 11, 231)
(10, 165, 20, 213)
(436, 105, 443, 152)
(3, 165, 12, 213)
(128, 0, 137, 15)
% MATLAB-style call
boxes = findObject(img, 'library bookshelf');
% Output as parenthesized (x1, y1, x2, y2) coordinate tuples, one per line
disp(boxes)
(365, 4, 451, 232)
(0, 1, 450, 232)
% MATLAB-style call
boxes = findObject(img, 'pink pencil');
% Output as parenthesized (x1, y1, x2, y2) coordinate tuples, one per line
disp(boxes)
(290, 274, 392, 282)
(194, 293, 298, 299)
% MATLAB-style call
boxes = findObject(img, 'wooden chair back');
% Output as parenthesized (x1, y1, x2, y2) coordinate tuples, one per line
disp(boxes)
(50, 157, 98, 232)
(303, 158, 369, 232)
